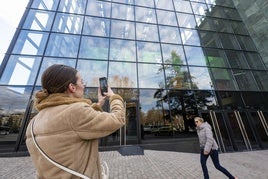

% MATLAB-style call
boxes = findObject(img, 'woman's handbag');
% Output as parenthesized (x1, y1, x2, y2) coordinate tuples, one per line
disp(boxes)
(30, 119, 109, 179)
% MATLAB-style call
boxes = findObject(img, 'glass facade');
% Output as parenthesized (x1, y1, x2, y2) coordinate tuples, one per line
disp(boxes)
(0, 0, 268, 155)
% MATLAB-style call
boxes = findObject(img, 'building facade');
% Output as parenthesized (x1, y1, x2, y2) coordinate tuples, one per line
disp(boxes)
(0, 0, 268, 156)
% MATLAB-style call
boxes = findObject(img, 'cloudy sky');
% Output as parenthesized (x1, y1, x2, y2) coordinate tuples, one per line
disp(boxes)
(0, 0, 29, 65)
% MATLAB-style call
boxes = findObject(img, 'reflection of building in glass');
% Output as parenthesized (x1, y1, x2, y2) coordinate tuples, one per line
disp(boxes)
(0, 0, 268, 156)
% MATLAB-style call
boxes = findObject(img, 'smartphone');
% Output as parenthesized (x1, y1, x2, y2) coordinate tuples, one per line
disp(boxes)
(99, 77, 108, 96)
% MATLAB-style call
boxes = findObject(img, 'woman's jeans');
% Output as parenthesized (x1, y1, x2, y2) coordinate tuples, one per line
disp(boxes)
(200, 149, 235, 179)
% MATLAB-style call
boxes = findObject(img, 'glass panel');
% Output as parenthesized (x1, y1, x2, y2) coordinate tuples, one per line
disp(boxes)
(52, 13, 83, 34)
(189, 67, 213, 90)
(79, 36, 109, 59)
(207, 6, 226, 19)
(173, 0, 192, 13)
(194, 90, 218, 110)
(184, 46, 206, 66)
(83, 16, 110, 37)
(58, 0, 86, 14)
(23, 10, 54, 31)
(77, 60, 107, 87)
(217, 91, 244, 109)
(223, 7, 241, 21)
(109, 39, 136, 62)
(0, 86, 33, 152)
(138, 63, 165, 88)
(159, 26, 181, 44)
(204, 48, 230, 67)
(31, 0, 59, 10)
(177, 13, 196, 28)
(109, 61, 138, 88)
(231, 21, 249, 35)
(252, 71, 268, 91)
(35, 57, 77, 85)
(213, 0, 234, 7)
(212, 19, 233, 33)
(180, 28, 201, 46)
(164, 65, 191, 89)
(210, 68, 237, 90)
(156, 9, 177, 26)
(233, 70, 259, 91)
(219, 33, 241, 50)
(137, 41, 162, 63)
(155, 0, 174, 10)
(236, 35, 257, 51)
(110, 20, 135, 39)
(161, 44, 186, 65)
(140, 89, 170, 135)
(135, 6, 156, 24)
(191, 2, 208, 16)
(0, 55, 41, 85)
(199, 31, 221, 48)
(195, 16, 215, 31)
(45, 33, 80, 57)
(136, 23, 159, 42)
(244, 52, 265, 70)
(86, 0, 111, 18)
(225, 50, 249, 69)
(112, 0, 134, 4)
(112, 3, 134, 21)
(12, 30, 49, 55)
(241, 92, 265, 109)
(134, 0, 155, 8)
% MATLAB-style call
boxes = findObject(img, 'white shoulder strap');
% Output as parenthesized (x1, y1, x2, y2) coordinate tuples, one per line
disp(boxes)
(30, 119, 90, 179)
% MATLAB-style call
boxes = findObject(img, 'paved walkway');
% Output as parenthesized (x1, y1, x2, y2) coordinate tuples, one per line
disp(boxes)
(0, 149, 268, 179)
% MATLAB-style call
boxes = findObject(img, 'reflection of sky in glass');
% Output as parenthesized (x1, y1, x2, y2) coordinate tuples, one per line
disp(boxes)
(109, 62, 137, 88)
(189, 67, 212, 90)
(138, 63, 165, 88)
(184, 46, 206, 66)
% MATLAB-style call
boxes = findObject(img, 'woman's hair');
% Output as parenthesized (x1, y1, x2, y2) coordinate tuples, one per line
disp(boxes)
(41, 64, 78, 94)
(194, 117, 204, 123)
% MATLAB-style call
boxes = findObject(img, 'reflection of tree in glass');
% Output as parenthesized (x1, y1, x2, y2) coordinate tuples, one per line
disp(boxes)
(153, 51, 214, 132)
(159, 50, 196, 89)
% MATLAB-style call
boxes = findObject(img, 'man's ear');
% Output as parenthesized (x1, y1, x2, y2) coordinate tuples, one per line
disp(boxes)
(68, 83, 76, 93)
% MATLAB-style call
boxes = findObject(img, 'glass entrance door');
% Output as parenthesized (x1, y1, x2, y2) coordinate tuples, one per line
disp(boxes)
(247, 110, 268, 148)
(200, 110, 234, 152)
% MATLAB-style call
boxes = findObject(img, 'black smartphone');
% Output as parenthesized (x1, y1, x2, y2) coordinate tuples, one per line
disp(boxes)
(99, 77, 108, 96)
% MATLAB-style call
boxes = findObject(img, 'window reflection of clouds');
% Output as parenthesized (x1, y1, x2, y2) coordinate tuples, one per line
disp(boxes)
(109, 39, 136, 62)
(86, 0, 111, 18)
(184, 46, 206, 66)
(52, 13, 83, 34)
(180, 28, 201, 46)
(109, 62, 137, 88)
(46, 33, 80, 57)
(177, 13, 196, 28)
(135, 0, 155, 8)
(138, 63, 165, 88)
(159, 26, 181, 44)
(112, 3, 134, 21)
(156, 10, 177, 26)
(173, 0, 192, 13)
(79, 36, 109, 59)
(136, 23, 159, 42)
(191, 2, 208, 16)
(58, 0, 86, 14)
(110, 20, 135, 39)
(137, 42, 162, 63)
(155, 0, 174, 10)
(161, 44, 186, 65)
(83, 17, 110, 37)
(77, 60, 107, 87)
(189, 67, 212, 90)
(135, 6, 156, 24)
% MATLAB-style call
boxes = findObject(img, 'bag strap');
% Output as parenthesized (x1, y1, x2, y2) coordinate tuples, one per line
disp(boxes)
(30, 119, 90, 179)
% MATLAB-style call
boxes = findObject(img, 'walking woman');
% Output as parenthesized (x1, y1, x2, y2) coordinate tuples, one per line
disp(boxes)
(195, 117, 237, 179)
(26, 64, 125, 179)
